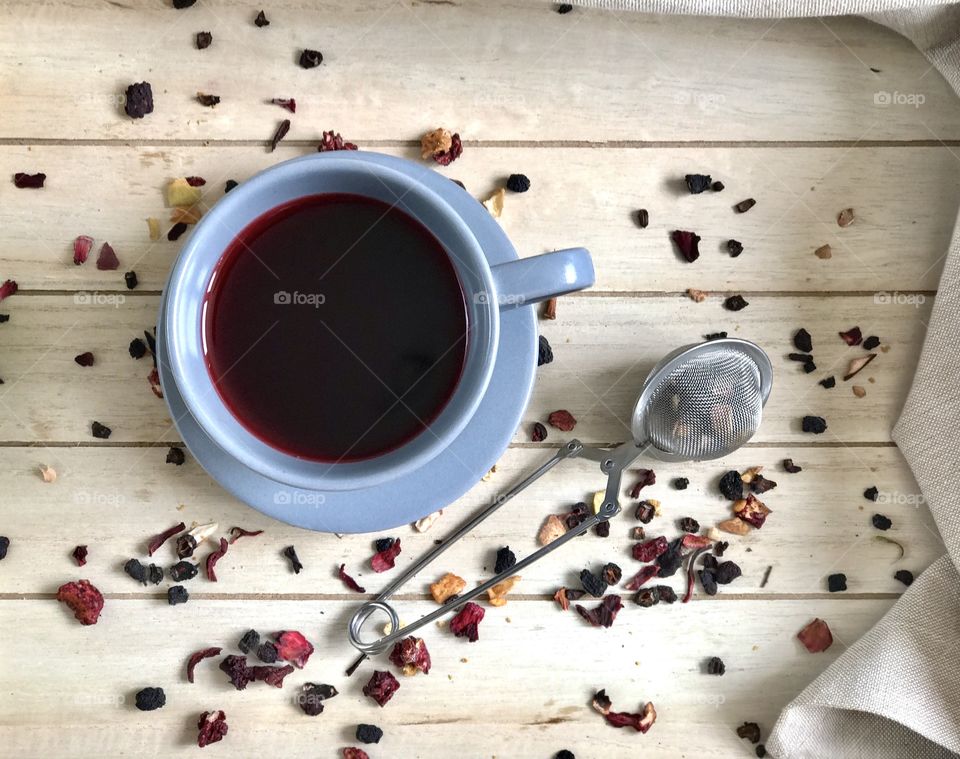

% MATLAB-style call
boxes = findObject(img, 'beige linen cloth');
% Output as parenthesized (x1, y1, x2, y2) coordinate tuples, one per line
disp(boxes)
(565, 1, 960, 756)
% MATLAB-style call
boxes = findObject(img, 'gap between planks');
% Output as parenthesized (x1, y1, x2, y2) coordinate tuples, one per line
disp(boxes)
(6, 290, 938, 298)
(0, 440, 899, 448)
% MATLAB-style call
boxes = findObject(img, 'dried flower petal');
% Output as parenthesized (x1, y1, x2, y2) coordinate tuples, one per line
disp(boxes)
(71, 544, 87, 566)
(73, 235, 93, 265)
(734, 494, 771, 529)
(187, 646, 222, 683)
(274, 630, 314, 668)
(56, 579, 104, 625)
(430, 572, 466, 604)
(205, 537, 228, 581)
(40, 464, 57, 482)
(251, 664, 295, 688)
(166, 178, 202, 207)
(844, 353, 877, 381)
(371, 538, 402, 572)
(487, 575, 521, 607)
(548, 409, 577, 431)
(271, 98, 296, 113)
(628, 468, 656, 498)
(605, 702, 657, 733)
(450, 601, 486, 641)
(96, 242, 119, 270)
(197, 710, 228, 748)
(0, 280, 17, 301)
(299, 682, 339, 715)
(853, 385, 866, 398)
(339, 564, 366, 593)
(575, 595, 623, 628)
(363, 670, 400, 706)
(318, 130, 358, 151)
(344, 748, 370, 759)
(839, 326, 863, 346)
(147, 521, 185, 556)
(538, 514, 568, 546)
(228, 526, 263, 544)
(632, 536, 668, 563)
(837, 208, 855, 227)
(671, 230, 701, 263)
(389, 636, 432, 676)
(268, 119, 291, 152)
(623, 565, 660, 591)
(797, 618, 833, 652)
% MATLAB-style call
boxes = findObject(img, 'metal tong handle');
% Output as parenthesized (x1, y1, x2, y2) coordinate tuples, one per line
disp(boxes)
(347, 438, 645, 655)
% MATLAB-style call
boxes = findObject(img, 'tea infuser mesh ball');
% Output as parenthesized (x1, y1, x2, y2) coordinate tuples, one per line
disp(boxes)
(347, 338, 773, 655)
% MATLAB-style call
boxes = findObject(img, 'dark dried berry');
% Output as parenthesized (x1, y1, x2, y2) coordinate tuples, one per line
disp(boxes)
(124, 271, 138, 290)
(794, 328, 813, 352)
(894, 569, 914, 586)
(148, 564, 163, 585)
(864, 486, 879, 502)
(715, 561, 742, 585)
(594, 521, 610, 538)
(802, 360, 817, 373)
(827, 573, 847, 592)
(72, 545, 88, 566)
(363, 670, 400, 707)
(0, 315, 8, 324)
(129, 338, 147, 359)
(0, 536, 10, 560)
(706, 656, 725, 675)
(124, 82, 154, 119)
(556, 3, 573, 12)
(196, 92, 221, 107)
(168, 585, 189, 605)
(224, 179, 238, 193)
(635, 501, 656, 523)
(170, 560, 199, 582)
(580, 568, 606, 598)
(161, 447, 185, 468)
(282, 545, 303, 574)
(602, 562, 622, 586)
(239, 629, 261, 654)
(734, 198, 756, 213)
(656, 539, 684, 578)
(254, 10, 269, 26)
(299, 48, 323, 68)
(679, 517, 699, 533)
(14, 172, 46, 188)
(173, 0, 196, 7)
(712, 181, 725, 192)
(788, 353, 813, 363)
(863, 335, 881, 350)
(357, 724, 383, 744)
(783, 458, 802, 473)
(531, 421, 548, 442)
(538, 335, 553, 366)
(74, 352, 95, 367)
(636, 208, 649, 228)
(196, 31, 212, 48)
(124, 558, 148, 585)
(91, 421, 112, 439)
(819, 376, 836, 389)
(494, 546, 516, 574)
(727, 239, 743, 257)
(872, 514, 892, 530)
(167, 222, 188, 241)
(176, 534, 197, 559)
(714, 541, 728, 557)
(685, 174, 712, 194)
(705, 331, 727, 341)
(724, 294, 749, 311)
(635, 587, 660, 607)
(719, 470, 743, 501)
(656, 585, 677, 603)
(750, 475, 777, 494)
(699, 569, 718, 595)
(257, 641, 278, 663)
(374, 537, 395, 553)
(737, 722, 761, 743)
(702, 554, 719, 570)
(269, 119, 291, 152)
(506, 173, 530, 192)
(671, 230, 701, 263)
(802, 416, 827, 434)
(135, 687, 165, 711)
(673, 477, 689, 490)
(757, 746, 767, 758)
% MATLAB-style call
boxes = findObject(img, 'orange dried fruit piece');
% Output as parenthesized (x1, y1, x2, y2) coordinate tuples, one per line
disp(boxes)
(483, 188, 505, 218)
(170, 206, 203, 224)
(538, 514, 568, 546)
(487, 575, 521, 607)
(420, 127, 453, 159)
(686, 288, 707, 303)
(430, 572, 466, 605)
(717, 517, 750, 536)
(814, 244, 832, 259)
(166, 178, 202, 207)
(147, 217, 160, 240)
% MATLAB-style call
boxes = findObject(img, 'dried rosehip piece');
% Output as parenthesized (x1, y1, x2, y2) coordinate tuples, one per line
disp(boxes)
(72, 545, 88, 566)
(734, 494, 771, 529)
(531, 421, 548, 442)
(671, 230, 701, 263)
(602, 562, 622, 586)
(635, 587, 660, 607)
(389, 636, 431, 676)
(273, 630, 314, 668)
(56, 579, 104, 625)
(632, 536, 668, 563)
(433, 133, 463, 166)
(197, 710, 227, 748)
(363, 670, 400, 707)
(450, 601, 486, 641)
(797, 618, 833, 653)
(343, 750, 369, 759)
(548, 409, 576, 432)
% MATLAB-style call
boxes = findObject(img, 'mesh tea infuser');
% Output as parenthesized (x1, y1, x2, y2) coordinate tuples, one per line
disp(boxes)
(348, 338, 773, 655)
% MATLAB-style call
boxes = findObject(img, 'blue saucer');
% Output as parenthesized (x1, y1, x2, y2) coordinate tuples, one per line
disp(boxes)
(156, 173, 537, 534)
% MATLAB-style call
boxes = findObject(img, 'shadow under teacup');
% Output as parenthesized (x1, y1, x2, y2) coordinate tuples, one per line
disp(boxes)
(163, 152, 594, 492)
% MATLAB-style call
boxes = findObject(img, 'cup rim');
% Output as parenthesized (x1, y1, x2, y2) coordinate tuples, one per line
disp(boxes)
(163, 152, 500, 491)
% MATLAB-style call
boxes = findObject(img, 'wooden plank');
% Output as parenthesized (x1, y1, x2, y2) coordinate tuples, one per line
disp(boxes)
(1, 2, 958, 142)
(2, 144, 957, 292)
(0, 597, 892, 757)
(0, 445, 937, 595)
(0, 294, 929, 444)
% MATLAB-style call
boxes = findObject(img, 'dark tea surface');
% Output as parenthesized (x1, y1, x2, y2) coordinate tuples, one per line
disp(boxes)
(203, 193, 468, 462)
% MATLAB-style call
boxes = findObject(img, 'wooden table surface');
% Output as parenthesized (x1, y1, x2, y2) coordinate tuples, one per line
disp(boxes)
(1, 2, 956, 757)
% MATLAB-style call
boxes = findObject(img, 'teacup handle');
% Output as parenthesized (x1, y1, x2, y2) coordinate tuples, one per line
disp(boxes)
(489, 247, 595, 310)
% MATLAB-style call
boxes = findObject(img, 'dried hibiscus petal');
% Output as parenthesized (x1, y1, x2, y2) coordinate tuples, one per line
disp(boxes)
(628, 468, 656, 497)
(73, 235, 93, 265)
(72, 545, 88, 566)
(343, 749, 369, 759)
(734, 494, 771, 529)
(268, 119, 291, 152)
(205, 537, 228, 581)
(0, 280, 17, 301)
(433, 133, 463, 166)
(220, 655, 254, 690)
(147, 521, 186, 556)
(318, 130, 358, 151)
(228, 526, 263, 544)
(371, 538, 402, 572)
(187, 646, 222, 683)
(96, 242, 119, 270)
(363, 670, 400, 706)
(338, 563, 366, 593)
(197, 710, 228, 748)
(450, 601, 486, 641)
(274, 630, 314, 668)
(671, 230, 701, 263)
(548, 409, 577, 431)
(271, 98, 296, 113)
(623, 564, 660, 591)
(605, 702, 657, 733)
(797, 617, 833, 652)
(839, 326, 863, 346)
(251, 664, 295, 688)
(13, 172, 46, 188)
(575, 594, 623, 628)
(56, 579, 104, 625)
(389, 636, 431, 676)
(632, 536, 668, 563)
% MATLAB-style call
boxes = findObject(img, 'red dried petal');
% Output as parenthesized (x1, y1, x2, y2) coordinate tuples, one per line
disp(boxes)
(623, 565, 660, 591)
(628, 469, 656, 498)
(269, 119, 291, 152)
(671, 230, 701, 263)
(185, 176, 206, 187)
(205, 537, 228, 581)
(797, 617, 833, 653)
(681, 534, 713, 549)
(148, 367, 163, 398)
(343, 750, 370, 759)
(273, 630, 314, 668)
(338, 563, 366, 593)
(147, 521, 186, 556)
(271, 98, 297, 113)
(605, 702, 657, 733)
(371, 538, 402, 572)
(449, 601, 486, 642)
(219, 655, 254, 690)
(575, 595, 623, 628)
(433, 133, 462, 166)
(839, 326, 863, 346)
(56, 579, 104, 625)
(72, 545, 88, 566)
(735, 494, 771, 529)
(73, 235, 93, 265)
(197, 710, 228, 748)
(547, 409, 577, 432)
(96, 242, 119, 271)
(251, 664, 295, 688)
(187, 646, 222, 683)
(318, 130, 358, 152)
(388, 636, 431, 675)
(13, 172, 46, 188)
(363, 670, 400, 707)
(228, 526, 264, 544)
(0, 280, 18, 301)
(632, 536, 668, 563)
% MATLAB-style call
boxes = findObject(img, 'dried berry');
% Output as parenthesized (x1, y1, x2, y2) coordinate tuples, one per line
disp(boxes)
(699, 569, 718, 595)
(672, 477, 689, 490)
(389, 636, 432, 676)
(738, 722, 761, 743)
(863, 335, 881, 350)
(757, 746, 767, 758)
(450, 601, 486, 641)
(684, 174, 712, 194)
(13, 172, 45, 188)
(802, 415, 827, 434)
(274, 630, 314, 668)
(793, 328, 813, 352)
(635, 587, 660, 607)
(602, 562, 622, 586)
(705, 331, 727, 341)
(147, 521, 186, 556)
(170, 561, 199, 582)
(343, 750, 369, 759)
(528, 420, 548, 442)
(72, 351, 94, 368)
(864, 486, 879, 502)
(196, 31, 212, 49)
(872, 514, 892, 530)
(783, 458, 802, 473)
(724, 294, 749, 311)
(371, 538, 402, 572)
(657, 585, 677, 604)
(797, 618, 833, 652)
(712, 181, 725, 191)
(557, 3, 573, 12)
(727, 239, 744, 257)
(827, 573, 847, 592)
(224, 179, 238, 193)
(220, 655, 253, 690)
(197, 710, 228, 748)
(282, 545, 303, 574)
(636, 208, 649, 228)
(495, 546, 516, 574)
(196, 92, 220, 107)
(679, 517, 699, 533)
(169, 223, 188, 241)
(338, 564, 366, 593)
(257, 641, 278, 663)
(628, 468, 656, 497)
(168, 585, 189, 605)
(124, 82, 154, 119)
(837, 207, 855, 227)
(594, 520, 611, 538)
(548, 409, 576, 432)
(135, 687, 165, 711)
(123, 271, 139, 290)
(819, 376, 836, 389)
(719, 470, 743, 501)
(505, 173, 531, 193)
(129, 338, 147, 359)
(714, 561, 742, 585)
(671, 230, 701, 263)
(575, 594, 623, 627)
(56, 579, 104, 625)
(356, 724, 383, 744)
(375, 537, 395, 553)
(173, 0, 196, 7)
(894, 569, 914, 586)
(254, 9, 269, 26)
(580, 568, 607, 598)
(299, 48, 324, 68)
(706, 657, 725, 675)
(734, 198, 756, 213)
(656, 539, 684, 577)
(538, 334, 554, 366)
(318, 130, 358, 151)
(363, 671, 400, 706)
(72, 545, 88, 566)
(0, 536, 9, 560)
(97, 242, 119, 270)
